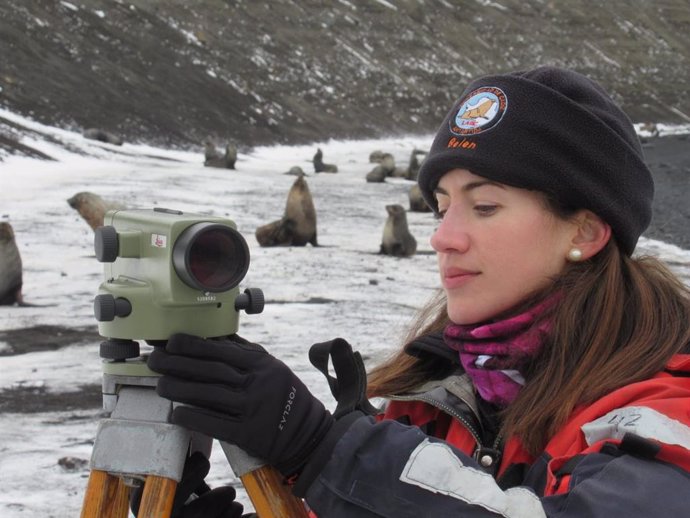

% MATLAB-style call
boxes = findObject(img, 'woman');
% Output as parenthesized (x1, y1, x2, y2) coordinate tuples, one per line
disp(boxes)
(146, 66, 690, 517)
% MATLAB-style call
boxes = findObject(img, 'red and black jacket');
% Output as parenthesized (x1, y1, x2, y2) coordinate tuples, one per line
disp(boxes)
(299, 335, 690, 517)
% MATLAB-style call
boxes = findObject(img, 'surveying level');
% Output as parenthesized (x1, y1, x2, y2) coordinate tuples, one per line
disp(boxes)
(80, 208, 308, 518)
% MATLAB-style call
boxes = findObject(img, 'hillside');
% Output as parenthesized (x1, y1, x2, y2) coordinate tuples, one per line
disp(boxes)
(1, 0, 690, 155)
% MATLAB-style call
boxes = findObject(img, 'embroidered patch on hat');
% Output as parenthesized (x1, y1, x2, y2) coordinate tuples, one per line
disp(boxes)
(450, 87, 507, 136)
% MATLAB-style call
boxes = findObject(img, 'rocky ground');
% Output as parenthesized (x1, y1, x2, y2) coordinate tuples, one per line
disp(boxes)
(640, 134, 690, 249)
(1, 0, 690, 153)
(0, 325, 102, 413)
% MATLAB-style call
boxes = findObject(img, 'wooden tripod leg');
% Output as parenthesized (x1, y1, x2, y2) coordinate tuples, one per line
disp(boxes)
(241, 466, 309, 518)
(137, 475, 177, 518)
(80, 469, 130, 518)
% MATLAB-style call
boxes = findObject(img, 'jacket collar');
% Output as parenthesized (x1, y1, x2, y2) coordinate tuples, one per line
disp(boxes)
(404, 332, 460, 364)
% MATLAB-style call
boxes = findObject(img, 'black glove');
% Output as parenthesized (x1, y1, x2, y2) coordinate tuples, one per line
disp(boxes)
(130, 451, 243, 518)
(148, 334, 334, 477)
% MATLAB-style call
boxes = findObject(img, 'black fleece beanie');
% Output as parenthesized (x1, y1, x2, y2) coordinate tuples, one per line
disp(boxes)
(417, 66, 654, 256)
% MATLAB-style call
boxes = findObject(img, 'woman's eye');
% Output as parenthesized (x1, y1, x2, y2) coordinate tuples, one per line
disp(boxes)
(475, 204, 498, 216)
(434, 209, 447, 221)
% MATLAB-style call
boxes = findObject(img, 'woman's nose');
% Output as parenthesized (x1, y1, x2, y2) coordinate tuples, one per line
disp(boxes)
(430, 212, 470, 253)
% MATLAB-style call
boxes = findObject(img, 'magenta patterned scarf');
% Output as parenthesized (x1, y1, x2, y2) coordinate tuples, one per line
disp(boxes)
(444, 297, 557, 407)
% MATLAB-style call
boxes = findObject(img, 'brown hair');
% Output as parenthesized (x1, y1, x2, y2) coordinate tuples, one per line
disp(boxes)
(367, 221, 690, 457)
(367, 289, 450, 397)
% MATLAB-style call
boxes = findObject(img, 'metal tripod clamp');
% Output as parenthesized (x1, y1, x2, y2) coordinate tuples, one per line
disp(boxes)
(220, 441, 310, 517)
(89, 384, 192, 482)
(220, 442, 266, 477)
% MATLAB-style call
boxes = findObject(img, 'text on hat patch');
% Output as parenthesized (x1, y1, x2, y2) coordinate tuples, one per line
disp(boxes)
(446, 137, 477, 150)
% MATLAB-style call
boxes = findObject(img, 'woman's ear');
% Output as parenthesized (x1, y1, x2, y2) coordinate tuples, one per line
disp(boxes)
(569, 210, 612, 260)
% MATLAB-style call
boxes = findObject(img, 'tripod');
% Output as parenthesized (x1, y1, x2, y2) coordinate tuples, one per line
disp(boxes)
(80, 347, 309, 518)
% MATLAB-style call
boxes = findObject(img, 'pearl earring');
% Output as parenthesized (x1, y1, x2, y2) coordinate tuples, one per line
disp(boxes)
(567, 248, 583, 262)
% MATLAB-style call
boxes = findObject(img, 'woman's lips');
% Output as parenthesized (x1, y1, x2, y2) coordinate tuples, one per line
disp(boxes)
(442, 267, 480, 289)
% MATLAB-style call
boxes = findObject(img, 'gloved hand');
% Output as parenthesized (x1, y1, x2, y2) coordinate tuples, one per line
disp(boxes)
(148, 334, 334, 477)
(130, 451, 243, 518)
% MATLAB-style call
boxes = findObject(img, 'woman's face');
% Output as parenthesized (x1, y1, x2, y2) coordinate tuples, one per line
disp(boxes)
(431, 168, 576, 325)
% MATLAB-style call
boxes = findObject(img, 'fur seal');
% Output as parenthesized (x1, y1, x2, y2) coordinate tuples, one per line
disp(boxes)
(224, 143, 238, 169)
(409, 184, 432, 212)
(255, 218, 297, 247)
(390, 149, 427, 180)
(380, 204, 417, 257)
(0, 222, 24, 306)
(366, 165, 388, 183)
(285, 175, 318, 245)
(67, 192, 124, 230)
(204, 140, 222, 162)
(379, 154, 396, 176)
(204, 141, 237, 169)
(406, 149, 428, 181)
(367, 152, 396, 180)
(313, 148, 338, 173)
(285, 166, 306, 176)
(83, 128, 124, 146)
(639, 122, 660, 139)
(256, 176, 318, 247)
(369, 150, 386, 163)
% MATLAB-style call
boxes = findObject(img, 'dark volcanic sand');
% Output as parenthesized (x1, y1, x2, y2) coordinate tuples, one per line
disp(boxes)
(641, 133, 690, 250)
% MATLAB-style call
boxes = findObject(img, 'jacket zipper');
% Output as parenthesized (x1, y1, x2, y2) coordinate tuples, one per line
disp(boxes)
(493, 433, 504, 452)
(388, 392, 483, 447)
(389, 392, 507, 474)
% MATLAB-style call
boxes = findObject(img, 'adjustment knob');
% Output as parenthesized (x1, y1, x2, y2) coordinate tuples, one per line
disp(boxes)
(95, 226, 119, 262)
(234, 288, 265, 314)
(100, 339, 140, 360)
(94, 294, 132, 321)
